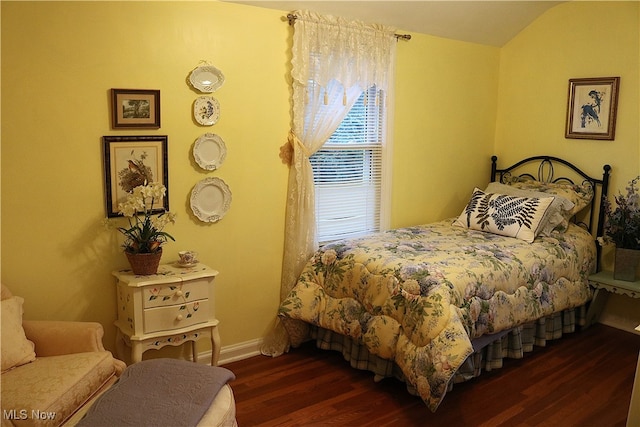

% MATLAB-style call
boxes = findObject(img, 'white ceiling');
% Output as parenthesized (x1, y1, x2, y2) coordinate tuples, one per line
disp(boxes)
(223, 1, 564, 46)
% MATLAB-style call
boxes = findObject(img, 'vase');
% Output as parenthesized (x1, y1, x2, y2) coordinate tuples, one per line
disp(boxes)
(614, 247, 640, 282)
(125, 249, 163, 275)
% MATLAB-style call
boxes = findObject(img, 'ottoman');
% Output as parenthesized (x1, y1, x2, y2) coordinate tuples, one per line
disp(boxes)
(73, 359, 237, 426)
(197, 384, 237, 427)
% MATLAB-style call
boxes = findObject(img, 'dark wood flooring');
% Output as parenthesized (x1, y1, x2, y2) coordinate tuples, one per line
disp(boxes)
(224, 324, 640, 427)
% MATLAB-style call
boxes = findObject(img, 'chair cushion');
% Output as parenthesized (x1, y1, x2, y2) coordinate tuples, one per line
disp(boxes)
(1, 297, 36, 372)
(1, 352, 117, 427)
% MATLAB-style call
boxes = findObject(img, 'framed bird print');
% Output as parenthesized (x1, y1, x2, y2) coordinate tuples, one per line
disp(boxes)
(103, 135, 169, 217)
(111, 89, 161, 129)
(565, 77, 620, 140)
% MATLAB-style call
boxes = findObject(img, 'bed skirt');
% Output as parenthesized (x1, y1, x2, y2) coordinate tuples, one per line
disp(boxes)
(299, 305, 587, 397)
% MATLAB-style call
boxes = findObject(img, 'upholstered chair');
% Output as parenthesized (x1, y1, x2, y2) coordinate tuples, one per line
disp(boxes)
(1, 284, 125, 427)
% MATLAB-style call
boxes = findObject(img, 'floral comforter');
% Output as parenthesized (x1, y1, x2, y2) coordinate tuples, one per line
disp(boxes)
(278, 220, 595, 410)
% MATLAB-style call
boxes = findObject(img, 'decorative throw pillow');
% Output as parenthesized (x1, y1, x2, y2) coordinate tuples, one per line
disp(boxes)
(485, 182, 574, 235)
(508, 179, 593, 218)
(1, 296, 36, 372)
(454, 188, 555, 243)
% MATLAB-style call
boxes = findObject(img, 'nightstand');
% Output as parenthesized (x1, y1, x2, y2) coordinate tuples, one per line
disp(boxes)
(585, 270, 640, 326)
(113, 263, 220, 365)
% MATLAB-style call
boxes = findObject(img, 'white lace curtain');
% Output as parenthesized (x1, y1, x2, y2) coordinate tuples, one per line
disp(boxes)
(261, 10, 397, 357)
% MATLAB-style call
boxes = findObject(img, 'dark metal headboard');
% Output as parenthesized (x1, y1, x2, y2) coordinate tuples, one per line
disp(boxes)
(490, 155, 611, 270)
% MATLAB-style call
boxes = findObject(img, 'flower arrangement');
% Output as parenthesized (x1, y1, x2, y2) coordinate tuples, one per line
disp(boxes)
(599, 176, 640, 250)
(116, 182, 176, 254)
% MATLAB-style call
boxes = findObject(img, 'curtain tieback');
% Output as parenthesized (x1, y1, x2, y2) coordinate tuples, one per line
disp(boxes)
(279, 131, 309, 165)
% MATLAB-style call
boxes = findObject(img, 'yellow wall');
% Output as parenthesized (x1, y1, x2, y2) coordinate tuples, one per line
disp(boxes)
(393, 34, 500, 226)
(496, 1, 639, 194)
(496, 1, 640, 331)
(4, 1, 636, 358)
(496, 0, 639, 266)
(1, 1, 291, 357)
(1, 1, 500, 356)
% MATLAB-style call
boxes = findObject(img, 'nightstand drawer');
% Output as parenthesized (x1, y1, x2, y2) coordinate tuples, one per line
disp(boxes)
(143, 299, 210, 333)
(143, 279, 210, 309)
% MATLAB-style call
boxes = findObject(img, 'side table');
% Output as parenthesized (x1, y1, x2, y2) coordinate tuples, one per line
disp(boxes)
(113, 263, 220, 365)
(585, 270, 640, 327)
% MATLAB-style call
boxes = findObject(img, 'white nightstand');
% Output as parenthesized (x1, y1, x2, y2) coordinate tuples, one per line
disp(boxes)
(113, 263, 220, 365)
(585, 270, 640, 327)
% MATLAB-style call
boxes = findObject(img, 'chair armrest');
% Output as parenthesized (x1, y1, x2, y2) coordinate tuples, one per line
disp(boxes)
(22, 320, 107, 356)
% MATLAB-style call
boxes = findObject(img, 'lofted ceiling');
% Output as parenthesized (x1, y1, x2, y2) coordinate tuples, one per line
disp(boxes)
(223, 1, 564, 47)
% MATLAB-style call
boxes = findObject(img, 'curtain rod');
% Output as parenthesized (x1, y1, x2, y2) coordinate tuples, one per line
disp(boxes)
(286, 13, 411, 41)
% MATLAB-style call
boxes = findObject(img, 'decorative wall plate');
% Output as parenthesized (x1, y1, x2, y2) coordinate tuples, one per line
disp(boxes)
(190, 177, 232, 223)
(193, 96, 220, 126)
(193, 133, 227, 171)
(189, 65, 225, 93)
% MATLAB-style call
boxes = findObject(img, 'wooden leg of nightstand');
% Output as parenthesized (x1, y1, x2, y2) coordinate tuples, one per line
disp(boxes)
(211, 326, 221, 366)
(191, 340, 198, 363)
(131, 342, 144, 364)
(585, 288, 610, 327)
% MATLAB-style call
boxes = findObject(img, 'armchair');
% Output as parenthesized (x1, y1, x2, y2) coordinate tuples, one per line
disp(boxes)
(1, 284, 125, 427)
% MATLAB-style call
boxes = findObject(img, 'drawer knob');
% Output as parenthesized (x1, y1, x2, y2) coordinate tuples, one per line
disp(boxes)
(175, 290, 183, 297)
(176, 314, 184, 321)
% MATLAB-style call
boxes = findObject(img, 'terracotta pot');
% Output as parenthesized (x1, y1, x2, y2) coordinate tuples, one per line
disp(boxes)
(614, 247, 640, 282)
(125, 249, 163, 275)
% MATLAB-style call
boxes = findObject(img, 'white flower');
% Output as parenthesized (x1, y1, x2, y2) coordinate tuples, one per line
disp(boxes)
(151, 212, 177, 230)
(111, 182, 176, 254)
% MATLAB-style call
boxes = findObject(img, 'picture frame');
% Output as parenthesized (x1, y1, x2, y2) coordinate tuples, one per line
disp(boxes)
(111, 89, 161, 129)
(103, 135, 169, 217)
(565, 77, 620, 140)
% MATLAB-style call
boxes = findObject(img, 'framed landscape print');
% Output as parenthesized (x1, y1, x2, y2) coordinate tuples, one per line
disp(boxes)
(565, 77, 620, 140)
(103, 135, 168, 217)
(111, 89, 161, 129)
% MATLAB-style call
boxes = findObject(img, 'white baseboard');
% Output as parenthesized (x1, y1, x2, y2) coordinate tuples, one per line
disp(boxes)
(197, 338, 264, 366)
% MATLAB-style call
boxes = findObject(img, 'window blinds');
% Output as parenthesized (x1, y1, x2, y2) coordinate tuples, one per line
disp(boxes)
(310, 87, 384, 242)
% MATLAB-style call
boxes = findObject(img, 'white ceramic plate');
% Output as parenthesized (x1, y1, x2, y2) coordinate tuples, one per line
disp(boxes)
(193, 96, 220, 126)
(190, 177, 232, 223)
(193, 133, 227, 171)
(189, 65, 225, 93)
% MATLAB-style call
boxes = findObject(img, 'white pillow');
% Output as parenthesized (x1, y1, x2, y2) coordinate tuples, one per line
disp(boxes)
(508, 179, 593, 218)
(1, 296, 36, 372)
(485, 182, 574, 235)
(454, 188, 555, 243)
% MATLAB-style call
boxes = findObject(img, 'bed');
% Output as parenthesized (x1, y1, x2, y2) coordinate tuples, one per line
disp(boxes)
(278, 155, 611, 411)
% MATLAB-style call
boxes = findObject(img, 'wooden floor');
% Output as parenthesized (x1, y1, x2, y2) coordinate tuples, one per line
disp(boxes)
(224, 324, 640, 427)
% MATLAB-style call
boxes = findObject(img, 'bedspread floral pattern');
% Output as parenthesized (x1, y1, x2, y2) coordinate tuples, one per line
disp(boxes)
(279, 220, 595, 410)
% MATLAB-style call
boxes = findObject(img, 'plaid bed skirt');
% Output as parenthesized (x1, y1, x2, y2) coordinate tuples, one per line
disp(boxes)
(308, 305, 587, 394)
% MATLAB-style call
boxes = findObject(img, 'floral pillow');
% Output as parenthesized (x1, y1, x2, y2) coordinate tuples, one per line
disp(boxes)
(485, 182, 574, 235)
(1, 296, 36, 372)
(508, 179, 594, 219)
(454, 188, 555, 243)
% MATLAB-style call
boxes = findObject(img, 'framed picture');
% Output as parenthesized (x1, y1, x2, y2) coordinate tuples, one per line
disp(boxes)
(103, 135, 169, 217)
(565, 77, 620, 140)
(111, 89, 161, 129)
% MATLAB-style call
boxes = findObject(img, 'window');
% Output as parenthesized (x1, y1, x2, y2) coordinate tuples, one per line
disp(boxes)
(310, 86, 387, 243)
